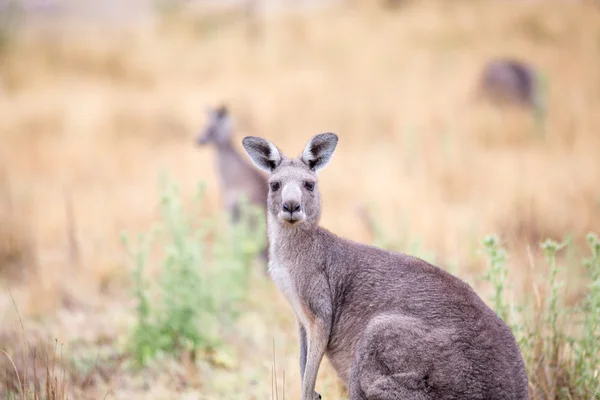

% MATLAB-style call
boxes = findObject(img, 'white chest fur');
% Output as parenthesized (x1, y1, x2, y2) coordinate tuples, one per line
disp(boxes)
(269, 258, 311, 329)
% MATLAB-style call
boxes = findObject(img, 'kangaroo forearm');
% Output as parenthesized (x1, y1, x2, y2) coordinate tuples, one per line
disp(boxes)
(301, 318, 330, 400)
(299, 324, 308, 380)
(302, 342, 326, 400)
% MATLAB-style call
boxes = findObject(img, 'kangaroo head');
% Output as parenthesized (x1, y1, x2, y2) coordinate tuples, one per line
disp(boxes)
(242, 133, 338, 229)
(196, 105, 234, 146)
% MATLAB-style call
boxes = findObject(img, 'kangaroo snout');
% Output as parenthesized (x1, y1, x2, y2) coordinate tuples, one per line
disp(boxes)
(283, 200, 301, 214)
(278, 183, 306, 224)
(281, 199, 304, 224)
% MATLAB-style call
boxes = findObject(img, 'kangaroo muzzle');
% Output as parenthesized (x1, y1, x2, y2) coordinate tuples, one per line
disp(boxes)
(280, 184, 305, 224)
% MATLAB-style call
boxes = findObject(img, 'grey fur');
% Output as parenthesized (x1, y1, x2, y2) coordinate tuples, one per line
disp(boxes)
(477, 57, 539, 108)
(242, 133, 529, 400)
(196, 105, 269, 265)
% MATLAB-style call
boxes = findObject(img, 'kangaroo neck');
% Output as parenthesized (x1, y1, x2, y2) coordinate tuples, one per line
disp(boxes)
(268, 216, 322, 266)
(215, 140, 243, 179)
(215, 140, 238, 161)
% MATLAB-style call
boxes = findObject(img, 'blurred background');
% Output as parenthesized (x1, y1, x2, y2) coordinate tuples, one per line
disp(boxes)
(1, 0, 599, 399)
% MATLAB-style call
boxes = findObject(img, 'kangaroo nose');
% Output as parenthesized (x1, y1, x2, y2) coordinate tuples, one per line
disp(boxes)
(282, 201, 301, 214)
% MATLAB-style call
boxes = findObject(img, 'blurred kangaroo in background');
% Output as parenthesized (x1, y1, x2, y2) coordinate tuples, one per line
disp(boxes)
(196, 105, 269, 265)
(242, 133, 529, 400)
(477, 57, 539, 108)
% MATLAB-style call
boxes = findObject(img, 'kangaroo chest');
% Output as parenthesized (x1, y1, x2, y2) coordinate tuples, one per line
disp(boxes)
(269, 259, 313, 329)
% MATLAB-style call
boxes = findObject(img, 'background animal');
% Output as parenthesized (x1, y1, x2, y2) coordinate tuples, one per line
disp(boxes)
(476, 57, 540, 108)
(242, 133, 529, 400)
(196, 105, 269, 264)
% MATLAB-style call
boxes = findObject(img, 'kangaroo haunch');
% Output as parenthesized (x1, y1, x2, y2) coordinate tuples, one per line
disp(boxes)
(242, 133, 529, 400)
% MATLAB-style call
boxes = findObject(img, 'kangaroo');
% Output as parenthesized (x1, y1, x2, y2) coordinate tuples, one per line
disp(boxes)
(196, 105, 269, 264)
(242, 133, 529, 400)
(477, 57, 539, 108)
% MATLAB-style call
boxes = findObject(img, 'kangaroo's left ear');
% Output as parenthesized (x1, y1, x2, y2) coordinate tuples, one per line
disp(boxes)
(301, 132, 339, 172)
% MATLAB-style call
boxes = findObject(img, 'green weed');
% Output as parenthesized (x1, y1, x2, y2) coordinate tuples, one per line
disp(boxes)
(482, 234, 511, 323)
(122, 175, 266, 367)
(571, 233, 600, 398)
(481, 233, 600, 399)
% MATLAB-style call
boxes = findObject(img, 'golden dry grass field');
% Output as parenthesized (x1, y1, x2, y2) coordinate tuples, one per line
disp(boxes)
(1, 0, 600, 399)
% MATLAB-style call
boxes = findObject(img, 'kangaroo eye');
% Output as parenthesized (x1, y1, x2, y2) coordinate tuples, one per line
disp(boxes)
(270, 182, 281, 192)
(304, 181, 315, 192)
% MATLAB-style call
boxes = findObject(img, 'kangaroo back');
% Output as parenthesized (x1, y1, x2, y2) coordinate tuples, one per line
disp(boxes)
(478, 57, 538, 108)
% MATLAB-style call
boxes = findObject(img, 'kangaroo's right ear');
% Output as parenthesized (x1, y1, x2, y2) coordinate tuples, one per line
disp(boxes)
(242, 136, 282, 173)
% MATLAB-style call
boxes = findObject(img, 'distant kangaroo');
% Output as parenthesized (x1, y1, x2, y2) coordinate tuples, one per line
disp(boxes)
(477, 57, 539, 108)
(196, 105, 269, 264)
(242, 133, 529, 400)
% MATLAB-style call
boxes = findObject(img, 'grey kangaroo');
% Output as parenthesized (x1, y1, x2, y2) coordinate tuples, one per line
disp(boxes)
(196, 105, 269, 264)
(242, 133, 529, 400)
(477, 57, 539, 108)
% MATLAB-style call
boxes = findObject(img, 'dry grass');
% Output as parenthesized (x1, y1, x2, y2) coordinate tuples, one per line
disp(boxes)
(0, 295, 70, 400)
(0, 166, 37, 282)
(0, 333, 69, 399)
(0, 0, 599, 398)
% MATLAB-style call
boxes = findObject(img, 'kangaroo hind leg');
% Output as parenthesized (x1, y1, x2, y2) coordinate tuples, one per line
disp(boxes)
(350, 315, 452, 400)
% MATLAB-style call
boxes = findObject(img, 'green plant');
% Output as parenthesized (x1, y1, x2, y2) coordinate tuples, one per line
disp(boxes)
(122, 228, 158, 367)
(122, 175, 266, 367)
(571, 233, 600, 397)
(540, 238, 569, 372)
(481, 234, 511, 323)
(480, 235, 532, 358)
(480, 233, 600, 399)
(211, 194, 266, 321)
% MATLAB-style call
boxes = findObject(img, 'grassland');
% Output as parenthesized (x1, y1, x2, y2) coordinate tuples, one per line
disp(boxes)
(1, 1, 600, 399)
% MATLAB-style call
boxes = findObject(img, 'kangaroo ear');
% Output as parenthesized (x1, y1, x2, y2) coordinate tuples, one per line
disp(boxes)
(242, 136, 282, 173)
(301, 132, 339, 172)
